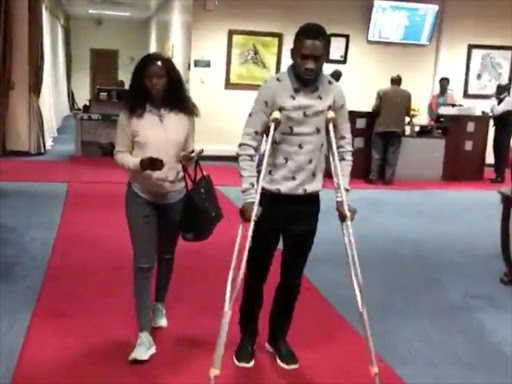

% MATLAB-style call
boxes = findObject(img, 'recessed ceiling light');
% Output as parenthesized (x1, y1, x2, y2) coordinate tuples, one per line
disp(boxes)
(88, 9, 131, 16)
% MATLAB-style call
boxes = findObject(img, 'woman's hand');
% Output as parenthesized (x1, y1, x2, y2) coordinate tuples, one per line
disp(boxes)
(181, 149, 203, 164)
(140, 157, 164, 172)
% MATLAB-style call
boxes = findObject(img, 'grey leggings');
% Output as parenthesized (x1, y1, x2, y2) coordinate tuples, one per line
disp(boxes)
(125, 185, 184, 332)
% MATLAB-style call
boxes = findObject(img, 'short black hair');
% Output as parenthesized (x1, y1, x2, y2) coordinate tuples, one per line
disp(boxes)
(126, 52, 198, 118)
(391, 75, 402, 86)
(294, 22, 328, 47)
(439, 77, 450, 84)
(497, 83, 511, 95)
(330, 69, 342, 82)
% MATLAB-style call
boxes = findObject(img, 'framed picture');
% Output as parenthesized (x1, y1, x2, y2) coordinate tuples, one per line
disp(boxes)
(327, 33, 350, 64)
(225, 29, 283, 90)
(463, 44, 512, 99)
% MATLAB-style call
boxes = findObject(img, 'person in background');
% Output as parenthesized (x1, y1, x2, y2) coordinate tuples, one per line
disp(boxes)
(235, 22, 355, 370)
(114, 53, 199, 362)
(329, 69, 342, 83)
(368, 74, 411, 185)
(490, 83, 512, 184)
(113, 79, 126, 88)
(428, 77, 457, 123)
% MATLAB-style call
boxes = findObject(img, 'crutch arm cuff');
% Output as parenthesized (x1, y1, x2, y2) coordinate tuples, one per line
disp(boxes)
(242, 192, 257, 204)
(335, 187, 351, 201)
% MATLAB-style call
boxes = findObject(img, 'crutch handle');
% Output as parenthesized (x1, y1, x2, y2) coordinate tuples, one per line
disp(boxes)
(270, 110, 282, 123)
(263, 111, 281, 136)
(370, 365, 380, 376)
(327, 109, 336, 122)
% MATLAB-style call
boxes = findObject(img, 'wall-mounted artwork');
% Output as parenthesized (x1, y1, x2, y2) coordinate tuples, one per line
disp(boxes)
(463, 44, 512, 99)
(225, 29, 283, 90)
(327, 34, 350, 64)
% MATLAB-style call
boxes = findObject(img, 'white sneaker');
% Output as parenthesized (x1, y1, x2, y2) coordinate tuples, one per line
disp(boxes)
(128, 332, 156, 362)
(152, 303, 168, 328)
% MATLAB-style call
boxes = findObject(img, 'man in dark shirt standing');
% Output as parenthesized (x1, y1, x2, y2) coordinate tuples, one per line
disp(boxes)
(234, 23, 355, 370)
(491, 83, 512, 184)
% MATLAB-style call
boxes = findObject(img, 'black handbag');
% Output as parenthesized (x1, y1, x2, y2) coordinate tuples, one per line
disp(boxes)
(180, 160, 223, 242)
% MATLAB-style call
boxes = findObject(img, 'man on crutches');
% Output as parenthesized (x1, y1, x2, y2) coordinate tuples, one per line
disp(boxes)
(234, 22, 356, 370)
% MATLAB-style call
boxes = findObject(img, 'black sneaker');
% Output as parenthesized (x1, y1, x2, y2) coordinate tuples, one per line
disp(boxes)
(265, 339, 299, 370)
(233, 336, 255, 368)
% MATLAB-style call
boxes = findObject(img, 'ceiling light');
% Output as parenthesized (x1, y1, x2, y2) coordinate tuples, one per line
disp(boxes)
(88, 9, 131, 16)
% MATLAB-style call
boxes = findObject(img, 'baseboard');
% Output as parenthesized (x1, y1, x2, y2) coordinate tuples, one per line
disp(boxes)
(202, 155, 237, 162)
(199, 145, 237, 157)
(2, 150, 46, 157)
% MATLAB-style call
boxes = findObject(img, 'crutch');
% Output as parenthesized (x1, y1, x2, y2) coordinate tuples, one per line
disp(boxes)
(326, 110, 380, 384)
(209, 110, 281, 384)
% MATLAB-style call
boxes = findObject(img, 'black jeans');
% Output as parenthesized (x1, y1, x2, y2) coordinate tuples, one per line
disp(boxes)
(239, 191, 320, 342)
(493, 125, 512, 179)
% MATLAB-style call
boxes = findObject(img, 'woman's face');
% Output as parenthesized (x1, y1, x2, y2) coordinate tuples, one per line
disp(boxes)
(144, 62, 167, 102)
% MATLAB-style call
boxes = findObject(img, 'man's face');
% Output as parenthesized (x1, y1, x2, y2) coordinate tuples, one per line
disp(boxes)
(291, 39, 326, 86)
(439, 80, 449, 94)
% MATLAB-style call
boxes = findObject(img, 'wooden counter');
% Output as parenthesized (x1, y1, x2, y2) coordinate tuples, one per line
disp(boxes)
(440, 114, 490, 181)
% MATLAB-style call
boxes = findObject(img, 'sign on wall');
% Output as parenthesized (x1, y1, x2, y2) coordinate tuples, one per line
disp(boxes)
(463, 44, 512, 99)
(225, 29, 283, 90)
(327, 34, 350, 64)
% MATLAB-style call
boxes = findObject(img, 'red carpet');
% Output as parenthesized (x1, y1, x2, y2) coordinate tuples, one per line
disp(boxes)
(0, 157, 507, 190)
(12, 183, 404, 384)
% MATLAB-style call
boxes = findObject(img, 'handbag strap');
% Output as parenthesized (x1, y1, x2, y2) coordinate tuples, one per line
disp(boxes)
(194, 160, 205, 179)
(182, 159, 206, 190)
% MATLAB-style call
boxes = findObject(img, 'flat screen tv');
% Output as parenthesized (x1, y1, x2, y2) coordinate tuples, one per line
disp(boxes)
(367, 1, 439, 46)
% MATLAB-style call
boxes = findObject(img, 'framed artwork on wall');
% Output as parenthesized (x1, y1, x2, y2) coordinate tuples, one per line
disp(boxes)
(327, 33, 350, 64)
(463, 44, 512, 99)
(225, 29, 283, 90)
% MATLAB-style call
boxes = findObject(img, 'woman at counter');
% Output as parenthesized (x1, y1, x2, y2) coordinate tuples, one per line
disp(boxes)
(428, 77, 457, 124)
(114, 53, 199, 362)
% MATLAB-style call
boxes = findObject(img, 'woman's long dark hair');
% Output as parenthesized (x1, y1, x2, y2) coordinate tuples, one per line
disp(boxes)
(126, 53, 199, 118)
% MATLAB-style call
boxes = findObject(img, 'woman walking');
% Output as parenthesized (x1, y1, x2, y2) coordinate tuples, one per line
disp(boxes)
(114, 53, 199, 362)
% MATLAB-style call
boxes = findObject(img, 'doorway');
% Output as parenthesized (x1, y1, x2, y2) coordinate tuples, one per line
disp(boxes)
(89, 49, 119, 100)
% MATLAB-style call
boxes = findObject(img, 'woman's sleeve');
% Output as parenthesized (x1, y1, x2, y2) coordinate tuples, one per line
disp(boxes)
(114, 112, 141, 171)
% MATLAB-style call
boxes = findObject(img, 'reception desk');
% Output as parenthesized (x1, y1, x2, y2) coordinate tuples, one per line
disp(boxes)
(75, 100, 122, 157)
(324, 110, 375, 179)
(338, 112, 490, 182)
(440, 114, 490, 181)
(349, 111, 375, 179)
(395, 135, 445, 181)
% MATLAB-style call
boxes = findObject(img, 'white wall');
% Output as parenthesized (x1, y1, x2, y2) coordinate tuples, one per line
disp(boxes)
(148, 0, 194, 84)
(5, 0, 29, 152)
(434, 0, 512, 163)
(189, 0, 441, 155)
(189, 0, 512, 157)
(70, 18, 148, 106)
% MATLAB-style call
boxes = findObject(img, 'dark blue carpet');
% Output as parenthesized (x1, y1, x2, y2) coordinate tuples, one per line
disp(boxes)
(0, 182, 67, 384)
(219, 187, 512, 384)
(22, 115, 75, 161)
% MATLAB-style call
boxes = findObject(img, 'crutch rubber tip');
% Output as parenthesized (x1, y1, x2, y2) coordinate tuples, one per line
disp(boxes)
(370, 365, 379, 376)
(270, 110, 281, 122)
(327, 110, 336, 121)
